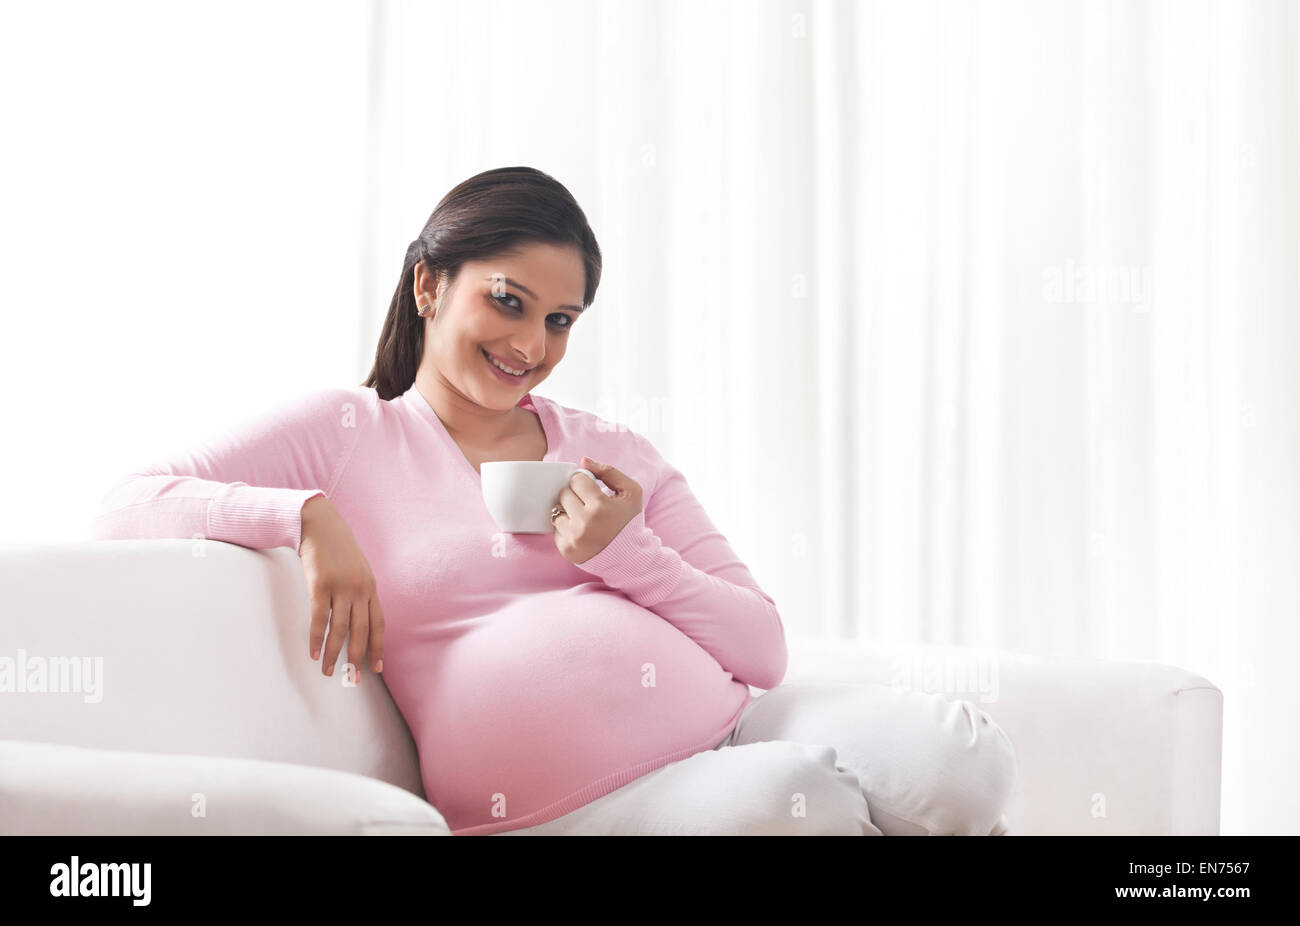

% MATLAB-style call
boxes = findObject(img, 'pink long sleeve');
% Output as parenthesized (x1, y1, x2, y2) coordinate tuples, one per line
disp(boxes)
(87, 387, 365, 554)
(573, 432, 788, 691)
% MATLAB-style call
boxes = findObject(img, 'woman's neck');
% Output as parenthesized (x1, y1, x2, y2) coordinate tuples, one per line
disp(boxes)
(413, 368, 523, 446)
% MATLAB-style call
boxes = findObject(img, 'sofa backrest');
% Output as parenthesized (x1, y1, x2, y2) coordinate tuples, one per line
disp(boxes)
(0, 539, 426, 800)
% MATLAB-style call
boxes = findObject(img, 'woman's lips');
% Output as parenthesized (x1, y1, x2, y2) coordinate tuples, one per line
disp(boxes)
(481, 347, 530, 383)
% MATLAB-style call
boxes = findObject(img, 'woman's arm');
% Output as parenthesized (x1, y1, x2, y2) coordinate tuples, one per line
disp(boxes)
(87, 387, 368, 554)
(573, 432, 788, 691)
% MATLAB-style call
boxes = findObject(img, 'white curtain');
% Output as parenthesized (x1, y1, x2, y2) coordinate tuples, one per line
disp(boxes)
(361, 0, 1299, 834)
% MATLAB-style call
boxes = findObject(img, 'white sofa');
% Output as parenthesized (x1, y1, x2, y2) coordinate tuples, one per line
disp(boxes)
(0, 539, 1223, 835)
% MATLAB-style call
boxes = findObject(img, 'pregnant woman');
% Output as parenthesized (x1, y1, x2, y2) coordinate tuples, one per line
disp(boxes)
(90, 166, 1016, 836)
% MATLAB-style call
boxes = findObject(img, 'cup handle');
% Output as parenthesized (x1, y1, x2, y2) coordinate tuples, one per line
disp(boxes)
(573, 467, 596, 482)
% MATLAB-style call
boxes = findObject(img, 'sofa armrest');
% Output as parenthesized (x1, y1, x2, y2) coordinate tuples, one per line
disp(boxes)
(781, 636, 1224, 835)
(0, 738, 452, 836)
(0, 540, 426, 801)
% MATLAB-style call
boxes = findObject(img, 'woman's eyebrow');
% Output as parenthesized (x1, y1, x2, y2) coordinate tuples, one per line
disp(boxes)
(487, 275, 584, 312)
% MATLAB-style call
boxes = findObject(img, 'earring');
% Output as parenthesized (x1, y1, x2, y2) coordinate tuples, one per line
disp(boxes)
(416, 303, 431, 317)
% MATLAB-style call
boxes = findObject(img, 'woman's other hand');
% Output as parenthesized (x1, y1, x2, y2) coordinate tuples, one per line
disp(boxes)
(299, 494, 386, 685)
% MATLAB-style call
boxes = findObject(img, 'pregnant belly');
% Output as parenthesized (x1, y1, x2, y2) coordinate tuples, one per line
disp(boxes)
(399, 585, 750, 829)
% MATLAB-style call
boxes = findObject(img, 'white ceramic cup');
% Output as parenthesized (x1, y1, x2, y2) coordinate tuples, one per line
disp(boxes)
(480, 460, 599, 533)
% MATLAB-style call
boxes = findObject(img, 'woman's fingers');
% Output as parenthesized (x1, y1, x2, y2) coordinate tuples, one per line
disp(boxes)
(308, 588, 330, 662)
(558, 485, 584, 516)
(347, 597, 369, 687)
(369, 594, 386, 674)
(309, 587, 385, 683)
(567, 470, 600, 504)
(321, 596, 350, 678)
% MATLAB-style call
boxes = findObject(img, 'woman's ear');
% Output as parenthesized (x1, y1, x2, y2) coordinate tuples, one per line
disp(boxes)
(412, 265, 444, 316)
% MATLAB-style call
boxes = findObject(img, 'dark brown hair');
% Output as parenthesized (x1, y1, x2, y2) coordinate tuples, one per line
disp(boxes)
(362, 166, 602, 400)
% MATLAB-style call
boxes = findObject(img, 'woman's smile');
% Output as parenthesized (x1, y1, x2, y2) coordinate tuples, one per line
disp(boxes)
(481, 346, 532, 383)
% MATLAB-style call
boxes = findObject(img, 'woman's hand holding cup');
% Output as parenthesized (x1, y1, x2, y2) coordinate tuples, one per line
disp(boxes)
(552, 455, 643, 566)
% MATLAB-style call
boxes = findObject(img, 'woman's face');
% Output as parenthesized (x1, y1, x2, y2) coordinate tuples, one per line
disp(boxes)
(414, 241, 586, 409)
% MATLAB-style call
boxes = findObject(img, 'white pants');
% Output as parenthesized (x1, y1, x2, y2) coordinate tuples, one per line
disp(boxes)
(497, 681, 1017, 836)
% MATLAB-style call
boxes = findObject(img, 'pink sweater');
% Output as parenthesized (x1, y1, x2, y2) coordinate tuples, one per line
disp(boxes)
(88, 382, 788, 834)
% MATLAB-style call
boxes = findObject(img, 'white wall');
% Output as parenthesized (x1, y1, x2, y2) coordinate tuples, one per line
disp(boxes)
(0, 0, 371, 541)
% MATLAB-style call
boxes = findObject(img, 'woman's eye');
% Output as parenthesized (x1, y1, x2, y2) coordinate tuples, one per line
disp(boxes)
(492, 292, 573, 330)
